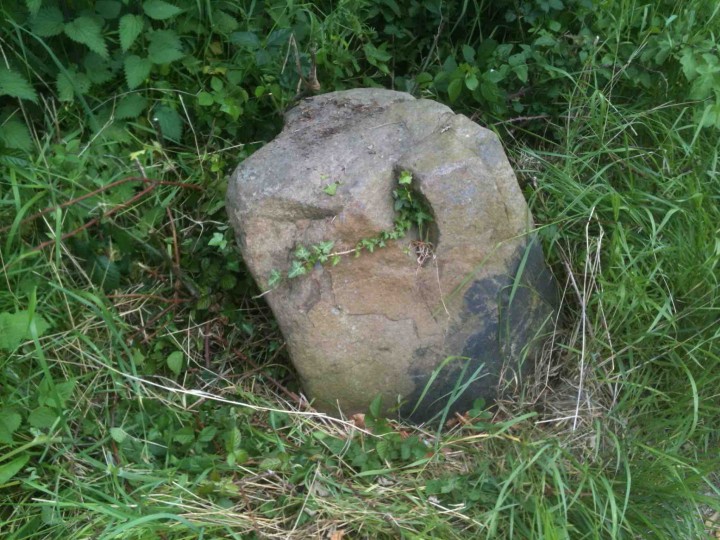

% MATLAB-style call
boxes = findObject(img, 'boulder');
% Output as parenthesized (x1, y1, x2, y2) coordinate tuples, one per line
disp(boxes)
(227, 88, 557, 422)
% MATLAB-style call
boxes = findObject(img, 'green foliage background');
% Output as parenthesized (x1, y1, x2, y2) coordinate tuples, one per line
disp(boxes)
(1, 0, 719, 538)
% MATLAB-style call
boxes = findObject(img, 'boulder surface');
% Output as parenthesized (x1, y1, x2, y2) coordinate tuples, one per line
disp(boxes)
(227, 88, 556, 422)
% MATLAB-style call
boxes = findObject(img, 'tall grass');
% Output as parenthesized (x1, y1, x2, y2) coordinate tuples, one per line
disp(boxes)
(2, 0, 719, 538)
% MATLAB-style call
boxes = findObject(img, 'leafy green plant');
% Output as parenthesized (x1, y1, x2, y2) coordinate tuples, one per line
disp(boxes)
(1, 0, 719, 538)
(267, 170, 434, 289)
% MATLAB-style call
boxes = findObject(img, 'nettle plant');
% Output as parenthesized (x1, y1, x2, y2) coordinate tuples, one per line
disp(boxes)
(267, 170, 434, 288)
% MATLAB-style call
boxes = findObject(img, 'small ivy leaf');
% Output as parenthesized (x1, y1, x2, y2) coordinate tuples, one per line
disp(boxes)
(287, 260, 307, 279)
(318, 240, 335, 254)
(166, 350, 184, 376)
(331, 256, 341, 266)
(0, 454, 30, 486)
(294, 245, 311, 261)
(119, 14, 145, 52)
(268, 269, 282, 288)
(398, 171, 413, 185)
(0, 67, 38, 103)
(322, 181, 340, 196)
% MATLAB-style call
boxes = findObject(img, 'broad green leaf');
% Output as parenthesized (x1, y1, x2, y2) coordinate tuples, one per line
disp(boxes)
(90, 255, 120, 290)
(0, 67, 38, 103)
(28, 406, 57, 429)
(0, 411, 22, 444)
(0, 119, 32, 151)
(124, 55, 152, 89)
(95, 0, 122, 19)
(0, 310, 50, 351)
(166, 350, 183, 376)
(115, 94, 148, 119)
(259, 456, 282, 471)
(64, 16, 108, 58)
(173, 426, 194, 444)
(229, 31, 260, 48)
(690, 73, 716, 101)
(208, 232, 226, 248)
(0, 455, 29, 485)
(38, 378, 76, 408)
(25, 0, 41, 16)
(148, 30, 185, 64)
(153, 105, 183, 142)
(680, 49, 698, 81)
(513, 63, 528, 83)
(448, 78, 462, 103)
(462, 44, 475, 63)
(143, 0, 183, 20)
(56, 70, 91, 102)
(220, 273, 237, 290)
(364, 43, 392, 62)
(110, 427, 127, 442)
(376, 439, 390, 460)
(56, 72, 73, 101)
(465, 73, 479, 91)
(198, 426, 217, 443)
(31, 7, 64, 37)
(84, 53, 114, 85)
(197, 91, 214, 106)
(213, 10, 239, 34)
(119, 14, 144, 52)
(369, 394, 382, 419)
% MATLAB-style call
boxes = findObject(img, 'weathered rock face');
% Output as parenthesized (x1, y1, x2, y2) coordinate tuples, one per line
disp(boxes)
(227, 88, 557, 422)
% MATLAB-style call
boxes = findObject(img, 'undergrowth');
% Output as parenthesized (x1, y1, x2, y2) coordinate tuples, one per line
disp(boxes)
(1, 0, 719, 538)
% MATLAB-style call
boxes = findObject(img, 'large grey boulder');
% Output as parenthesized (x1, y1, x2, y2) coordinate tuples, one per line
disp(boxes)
(227, 88, 556, 422)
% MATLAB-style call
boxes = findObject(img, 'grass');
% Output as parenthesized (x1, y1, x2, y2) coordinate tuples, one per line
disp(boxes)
(2, 0, 720, 538)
